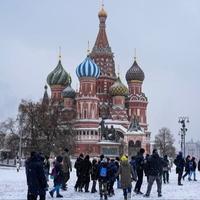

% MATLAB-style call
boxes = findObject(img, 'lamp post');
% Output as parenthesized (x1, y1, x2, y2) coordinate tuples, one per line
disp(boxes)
(178, 116, 189, 158)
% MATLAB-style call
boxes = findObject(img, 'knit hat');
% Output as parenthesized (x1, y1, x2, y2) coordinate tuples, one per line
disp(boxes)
(121, 155, 128, 161)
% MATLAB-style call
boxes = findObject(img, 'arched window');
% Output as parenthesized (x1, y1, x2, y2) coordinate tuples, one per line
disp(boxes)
(135, 140, 141, 147)
(128, 140, 134, 147)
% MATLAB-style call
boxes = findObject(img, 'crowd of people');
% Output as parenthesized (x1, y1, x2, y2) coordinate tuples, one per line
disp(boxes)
(24, 148, 200, 200)
(174, 152, 200, 185)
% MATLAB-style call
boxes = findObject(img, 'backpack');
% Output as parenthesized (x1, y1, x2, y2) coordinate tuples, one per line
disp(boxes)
(100, 167, 107, 177)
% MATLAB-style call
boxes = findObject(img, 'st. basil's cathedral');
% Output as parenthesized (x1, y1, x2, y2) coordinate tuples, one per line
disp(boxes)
(44, 5, 151, 157)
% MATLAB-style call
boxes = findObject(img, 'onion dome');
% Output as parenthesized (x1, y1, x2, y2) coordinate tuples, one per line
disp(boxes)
(110, 77, 128, 96)
(62, 85, 76, 99)
(126, 60, 145, 82)
(47, 59, 71, 87)
(76, 56, 100, 78)
(98, 7, 107, 18)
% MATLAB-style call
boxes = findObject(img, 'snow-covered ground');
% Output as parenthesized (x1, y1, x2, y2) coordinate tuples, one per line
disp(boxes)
(0, 166, 199, 200)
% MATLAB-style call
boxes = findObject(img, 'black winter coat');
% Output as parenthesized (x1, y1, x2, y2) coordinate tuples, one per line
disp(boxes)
(53, 161, 64, 185)
(81, 158, 92, 183)
(198, 160, 200, 171)
(184, 158, 190, 172)
(146, 153, 164, 176)
(174, 154, 185, 173)
(107, 161, 117, 182)
(91, 162, 99, 180)
(25, 156, 47, 195)
(74, 157, 84, 176)
(135, 153, 144, 171)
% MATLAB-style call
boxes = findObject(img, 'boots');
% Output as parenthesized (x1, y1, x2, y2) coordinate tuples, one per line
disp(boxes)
(49, 191, 54, 197)
(56, 194, 63, 198)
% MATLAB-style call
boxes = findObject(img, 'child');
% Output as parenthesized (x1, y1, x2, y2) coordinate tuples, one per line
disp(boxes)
(98, 158, 109, 200)
(49, 156, 63, 198)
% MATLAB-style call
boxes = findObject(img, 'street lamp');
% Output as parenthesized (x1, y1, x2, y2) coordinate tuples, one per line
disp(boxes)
(178, 116, 189, 158)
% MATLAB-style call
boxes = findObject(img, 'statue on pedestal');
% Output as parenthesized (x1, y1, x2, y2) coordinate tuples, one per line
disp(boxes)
(99, 119, 121, 142)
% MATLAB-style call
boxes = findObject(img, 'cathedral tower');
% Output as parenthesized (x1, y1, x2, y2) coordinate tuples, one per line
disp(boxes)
(47, 54, 71, 101)
(126, 57, 148, 131)
(90, 5, 116, 118)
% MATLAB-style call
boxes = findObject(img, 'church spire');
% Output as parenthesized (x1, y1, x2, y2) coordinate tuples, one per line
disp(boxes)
(94, 3, 109, 51)
(42, 85, 49, 106)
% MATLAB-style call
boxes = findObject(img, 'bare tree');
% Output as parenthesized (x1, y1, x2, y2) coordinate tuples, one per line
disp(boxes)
(18, 99, 75, 156)
(0, 133, 6, 149)
(0, 118, 19, 158)
(154, 127, 176, 158)
(0, 118, 17, 135)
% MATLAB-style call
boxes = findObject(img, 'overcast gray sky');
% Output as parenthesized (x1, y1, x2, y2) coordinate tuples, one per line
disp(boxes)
(0, 0, 199, 147)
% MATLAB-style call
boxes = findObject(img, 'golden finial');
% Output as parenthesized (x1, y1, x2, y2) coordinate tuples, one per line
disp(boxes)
(134, 48, 137, 61)
(87, 41, 90, 56)
(59, 46, 61, 60)
(98, 0, 107, 17)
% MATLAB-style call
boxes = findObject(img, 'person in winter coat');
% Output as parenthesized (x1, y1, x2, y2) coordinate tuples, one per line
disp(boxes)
(144, 149, 164, 198)
(182, 155, 191, 180)
(117, 155, 133, 200)
(25, 151, 47, 200)
(107, 158, 117, 196)
(115, 157, 121, 188)
(134, 148, 145, 194)
(143, 154, 150, 183)
(74, 153, 84, 191)
(81, 155, 92, 192)
(43, 156, 50, 183)
(189, 157, 197, 181)
(62, 148, 72, 190)
(198, 159, 200, 172)
(163, 155, 170, 184)
(91, 158, 99, 193)
(49, 156, 64, 198)
(129, 156, 137, 182)
(98, 158, 109, 200)
(174, 152, 185, 185)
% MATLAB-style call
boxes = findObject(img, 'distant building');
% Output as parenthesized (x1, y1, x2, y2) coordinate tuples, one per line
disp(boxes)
(185, 139, 200, 159)
(43, 5, 151, 157)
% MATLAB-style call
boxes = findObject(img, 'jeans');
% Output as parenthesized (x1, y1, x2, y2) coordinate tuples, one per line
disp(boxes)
(50, 185, 61, 196)
(189, 171, 196, 180)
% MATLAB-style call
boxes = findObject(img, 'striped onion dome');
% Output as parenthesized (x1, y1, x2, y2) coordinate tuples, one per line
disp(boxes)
(47, 60, 71, 87)
(126, 60, 145, 82)
(76, 56, 100, 78)
(110, 77, 128, 96)
(62, 85, 76, 99)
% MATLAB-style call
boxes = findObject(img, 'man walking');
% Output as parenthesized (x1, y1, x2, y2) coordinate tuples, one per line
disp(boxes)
(62, 148, 72, 190)
(134, 148, 145, 194)
(174, 151, 185, 185)
(144, 149, 163, 198)
(25, 151, 47, 200)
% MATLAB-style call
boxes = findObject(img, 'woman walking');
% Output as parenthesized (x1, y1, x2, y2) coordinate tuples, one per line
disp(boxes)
(117, 155, 133, 200)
